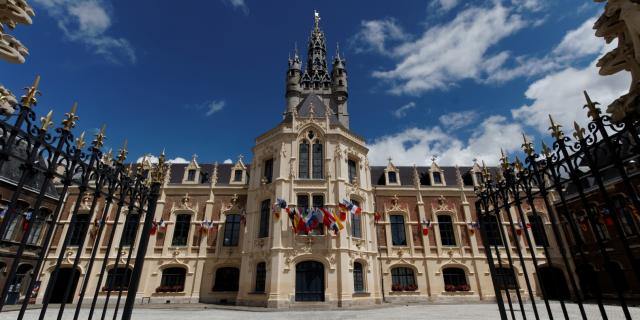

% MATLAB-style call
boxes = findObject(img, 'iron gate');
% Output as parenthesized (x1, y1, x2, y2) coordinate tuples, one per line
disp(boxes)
(0, 76, 166, 320)
(476, 92, 640, 320)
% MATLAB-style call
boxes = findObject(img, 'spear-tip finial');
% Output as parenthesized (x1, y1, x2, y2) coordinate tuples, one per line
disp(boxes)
(40, 110, 53, 131)
(499, 149, 509, 170)
(62, 102, 79, 131)
(92, 124, 106, 149)
(117, 139, 128, 163)
(583, 90, 601, 121)
(76, 131, 86, 150)
(314, 10, 321, 31)
(541, 141, 551, 158)
(514, 156, 523, 172)
(548, 114, 564, 140)
(21, 75, 41, 108)
(573, 121, 586, 140)
(521, 133, 534, 156)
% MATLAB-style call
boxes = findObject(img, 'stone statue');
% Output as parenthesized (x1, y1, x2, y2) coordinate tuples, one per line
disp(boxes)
(0, 0, 35, 64)
(594, 0, 640, 121)
(0, 85, 16, 115)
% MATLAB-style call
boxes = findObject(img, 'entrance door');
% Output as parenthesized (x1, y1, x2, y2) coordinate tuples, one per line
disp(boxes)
(48, 268, 80, 303)
(295, 261, 324, 302)
(538, 267, 570, 300)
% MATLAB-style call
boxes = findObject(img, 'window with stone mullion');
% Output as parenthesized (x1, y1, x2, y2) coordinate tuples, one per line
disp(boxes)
(353, 262, 365, 293)
(171, 214, 191, 246)
(438, 215, 456, 246)
(223, 214, 241, 246)
(299, 141, 310, 179)
(312, 142, 323, 179)
(390, 215, 407, 246)
(258, 200, 270, 238)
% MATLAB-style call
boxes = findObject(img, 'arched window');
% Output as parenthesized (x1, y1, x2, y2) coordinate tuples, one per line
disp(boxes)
(121, 212, 140, 246)
(391, 267, 416, 291)
(348, 159, 357, 184)
(528, 214, 548, 247)
(104, 267, 132, 291)
(351, 199, 362, 238)
(353, 262, 364, 293)
(390, 215, 407, 246)
(68, 213, 90, 246)
(299, 141, 310, 179)
(258, 200, 270, 238)
(213, 267, 240, 292)
(12, 264, 33, 295)
(255, 262, 266, 293)
(438, 215, 456, 246)
(171, 214, 191, 246)
(160, 267, 186, 292)
(223, 214, 241, 246)
(312, 142, 323, 179)
(494, 267, 518, 290)
(481, 215, 503, 247)
(443, 267, 468, 291)
(613, 196, 638, 236)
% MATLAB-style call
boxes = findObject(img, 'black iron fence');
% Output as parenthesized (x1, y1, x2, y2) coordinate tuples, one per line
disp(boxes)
(0, 76, 166, 320)
(476, 92, 640, 320)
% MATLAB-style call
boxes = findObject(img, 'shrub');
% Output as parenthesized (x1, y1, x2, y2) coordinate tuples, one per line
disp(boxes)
(391, 284, 403, 292)
(404, 284, 418, 291)
(445, 284, 457, 292)
(456, 284, 470, 292)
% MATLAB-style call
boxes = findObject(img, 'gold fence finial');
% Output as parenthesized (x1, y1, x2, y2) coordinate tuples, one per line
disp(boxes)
(583, 90, 601, 121)
(62, 102, 79, 131)
(151, 149, 169, 183)
(541, 141, 551, 158)
(20, 75, 41, 108)
(481, 160, 490, 180)
(548, 114, 564, 139)
(76, 131, 86, 150)
(573, 121, 586, 140)
(514, 156, 523, 172)
(499, 149, 509, 170)
(522, 133, 534, 156)
(40, 110, 53, 131)
(117, 139, 128, 163)
(92, 125, 106, 149)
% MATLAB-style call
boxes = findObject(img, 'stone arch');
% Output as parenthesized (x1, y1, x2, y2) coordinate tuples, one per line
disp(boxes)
(158, 262, 191, 274)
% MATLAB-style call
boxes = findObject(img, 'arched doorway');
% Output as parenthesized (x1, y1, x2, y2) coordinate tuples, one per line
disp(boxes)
(5, 264, 34, 305)
(538, 267, 570, 300)
(48, 268, 80, 303)
(576, 264, 597, 299)
(295, 261, 324, 302)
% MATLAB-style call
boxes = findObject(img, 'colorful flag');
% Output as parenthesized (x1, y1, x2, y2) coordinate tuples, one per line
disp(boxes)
(338, 203, 348, 221)
(341, 199, 362, 215)
(158, 218, 166, 233)
(374, 212, 381, 223)
(150, 220, 158, 235)
(22, 210, 33, 231)
(421, 220, 431, 236)
(332, 209, 344, 231)
(601, 208, 614, 226)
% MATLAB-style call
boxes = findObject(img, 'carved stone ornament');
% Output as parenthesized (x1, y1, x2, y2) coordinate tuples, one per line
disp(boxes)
(222, 193, 243, 212)
(434, 195, 451, 212)
(385, 194, 406, 212)
(79, 195, 92, 211)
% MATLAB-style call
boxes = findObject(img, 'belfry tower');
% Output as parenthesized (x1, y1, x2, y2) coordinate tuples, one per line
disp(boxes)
(285, 11, 350, 128)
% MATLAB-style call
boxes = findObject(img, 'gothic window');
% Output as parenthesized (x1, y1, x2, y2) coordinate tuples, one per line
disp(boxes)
(494, 267, 518, 290)
(172, 214, 191, 246)
(482, 215, 503, 247)
(104, 267, 132, 291)
(388, 172, 398, 184)
(390, 215, 407, 246)
(1, 210, 20, 241)
(187, 169, 196, 181)
(299, 141, 310, 179)
(613, 196, 638, 236)
(121, 212, 140, 246)
(528, 214, 548, 247)
(26, 209, 49, 246)
(351, 199, 362, 238)
(161, 268, 186, 291)
(391, 267, 416, 289)
(213, 267, 240, 292)
(223, 214, 241, 246)
(255, 262, 266, 293)
(433, 172, 443, 184)
(68, 214, 90, 246)
(353, 262, 364, 293)
(438, 215, 456, 246)
(297, 195, 309, 209)
(258, 199, 270, 238)
(590, 206, 610, 241)
(312, 195, 324, 208)
(348, 159, 357, 184)
(263, 158, 274, 184)
(233, 170, 243, 182)
(312, 142, 323, 179)
(443, 268, 468, 291)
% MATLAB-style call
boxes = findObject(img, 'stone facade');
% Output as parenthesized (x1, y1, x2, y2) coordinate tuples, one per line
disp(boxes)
(33, 13, 554, 308)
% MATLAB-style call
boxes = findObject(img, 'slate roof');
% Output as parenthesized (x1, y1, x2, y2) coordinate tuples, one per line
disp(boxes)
(168, 163, 251, 185)
(0, 141, 59, 198)
(370, 166, 478, 187)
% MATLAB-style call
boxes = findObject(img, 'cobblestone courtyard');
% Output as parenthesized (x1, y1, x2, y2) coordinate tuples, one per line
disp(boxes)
(2, 302, 639, 320)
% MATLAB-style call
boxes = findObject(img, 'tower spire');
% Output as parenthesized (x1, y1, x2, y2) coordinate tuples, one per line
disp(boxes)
(314, 10, 321, 31)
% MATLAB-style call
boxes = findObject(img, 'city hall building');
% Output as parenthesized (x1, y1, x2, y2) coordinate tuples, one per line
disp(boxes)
(33, 14, 558, 308)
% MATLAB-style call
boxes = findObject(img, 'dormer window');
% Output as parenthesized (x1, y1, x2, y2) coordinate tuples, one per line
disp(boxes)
(234, 170, 243, 182)
(182, 154, 201, 184)
(388, 172, 397, 184)
(474, 172, 483, 185)
(187, 169, 196, 181)
(433, 172, 442, 185)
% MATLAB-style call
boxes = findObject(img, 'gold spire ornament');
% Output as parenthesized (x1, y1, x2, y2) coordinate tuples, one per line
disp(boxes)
(20, 75, 41, 108)
(521, 133, 534, 157)
(583, 91, 601, 121)
(314, 10, 321, 31)
(117, 139, 128, 163)
(514, 156, 524, 172)
(92, 125, 106, 149)
(151, 150, 169, 183)
(548, 115, 564, 140)
(541, 141, 552, 158)
(76, 131, 86, 150)
(40, 110, 53, 131)
(61, 102, 78, 131)
(573, 121, 586, 140)
(499, 149, 509, 170)
(481, 160, 491, 181)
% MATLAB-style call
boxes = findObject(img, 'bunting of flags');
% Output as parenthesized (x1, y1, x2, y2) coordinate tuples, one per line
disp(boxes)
(467, 221, 480, 235)
(200, 219, 215, 234)
(374, 212, 382, 223)
(600, 208, 614, 226)
(272, 198, 287, 220)
(22, 210, 33, 231)
(421, 220, 431, 236)
(151, 218, 166, 235)
(341, 199, 362, 215)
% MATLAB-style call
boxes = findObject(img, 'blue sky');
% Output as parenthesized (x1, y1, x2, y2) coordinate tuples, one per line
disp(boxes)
(1, 0, 630, 166)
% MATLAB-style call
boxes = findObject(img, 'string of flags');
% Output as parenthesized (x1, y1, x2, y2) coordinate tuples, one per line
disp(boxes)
(150, 218, 166, 235)
(421, 220, 431, 236)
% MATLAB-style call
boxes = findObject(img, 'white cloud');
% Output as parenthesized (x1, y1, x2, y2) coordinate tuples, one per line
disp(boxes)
(430, 0, 460, 12)
(135, 155, 189, 164)
(222, 0, 249, 15)
(351, 18, 408, 55)
(368, 3, 526, 95)
(33, 0, 135, 64)
(438, 111, 478, 130)
(223, 159, 233, 164)
(392, 102, 416, 118)
(367, 115, 524, 166)
(205, 100, 225, 116)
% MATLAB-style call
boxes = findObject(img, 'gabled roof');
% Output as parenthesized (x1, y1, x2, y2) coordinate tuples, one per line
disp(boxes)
(168, 163, 251, 186)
